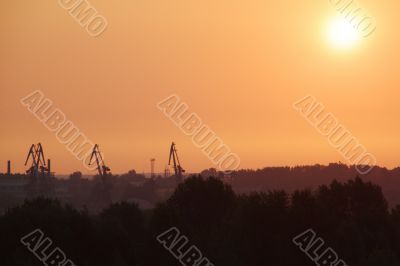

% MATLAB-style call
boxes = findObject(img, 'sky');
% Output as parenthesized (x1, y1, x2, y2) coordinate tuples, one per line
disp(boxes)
(1, 0, 400, 175)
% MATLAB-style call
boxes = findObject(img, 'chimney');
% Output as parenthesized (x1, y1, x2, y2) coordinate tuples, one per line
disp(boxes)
(47, 159, 51, 176)
(7, 160, 11, 175)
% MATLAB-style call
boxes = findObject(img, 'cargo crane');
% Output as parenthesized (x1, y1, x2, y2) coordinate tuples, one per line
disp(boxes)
(24, 143, 52, 197)
(89, 144, 111, 178)
(88, 144, 112, 209)
(24, 143, 49, 177)
(168, 142, 185, 184)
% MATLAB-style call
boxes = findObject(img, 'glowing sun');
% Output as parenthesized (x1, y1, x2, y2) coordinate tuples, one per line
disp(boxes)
(327, 17, 360, 49)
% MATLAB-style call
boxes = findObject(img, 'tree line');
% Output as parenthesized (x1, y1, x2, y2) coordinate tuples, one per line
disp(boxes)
(0, 176, 399, 266)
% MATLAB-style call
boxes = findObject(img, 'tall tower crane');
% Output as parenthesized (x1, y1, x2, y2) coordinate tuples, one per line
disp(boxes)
(24, 143, 52, 197)
(168, 142, 185, 184)
(89, 144, 111, 178)
(88, 144, 112, 210)
(24, 143, 48, 177)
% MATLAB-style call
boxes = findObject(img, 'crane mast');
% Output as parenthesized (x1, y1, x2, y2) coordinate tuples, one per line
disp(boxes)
(24, 143, 52, 197)
(89, 144, 111, 178)
(88, 144, 112, 209)
(24, 143, 48, 177)
(168, 142, 185, 184)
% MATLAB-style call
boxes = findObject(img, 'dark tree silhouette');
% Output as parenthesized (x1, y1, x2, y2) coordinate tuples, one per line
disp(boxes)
(0, 176, 399, 266)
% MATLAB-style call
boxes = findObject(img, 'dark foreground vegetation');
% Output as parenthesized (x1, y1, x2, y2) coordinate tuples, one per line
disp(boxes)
(1, 176, 400, 266)
(229, 163, 400, 207)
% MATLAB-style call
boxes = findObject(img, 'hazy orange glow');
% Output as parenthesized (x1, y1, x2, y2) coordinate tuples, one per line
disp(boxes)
(0, 0, 399, 174)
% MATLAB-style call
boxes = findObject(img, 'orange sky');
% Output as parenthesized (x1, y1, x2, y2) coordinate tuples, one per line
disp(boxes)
(1, 0, 400, 175)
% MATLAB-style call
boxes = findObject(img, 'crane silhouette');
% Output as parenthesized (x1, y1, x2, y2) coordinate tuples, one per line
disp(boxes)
(169, 142, 185, 184)
(89, 144, 111, 178)
(24, 143, 48, 177)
